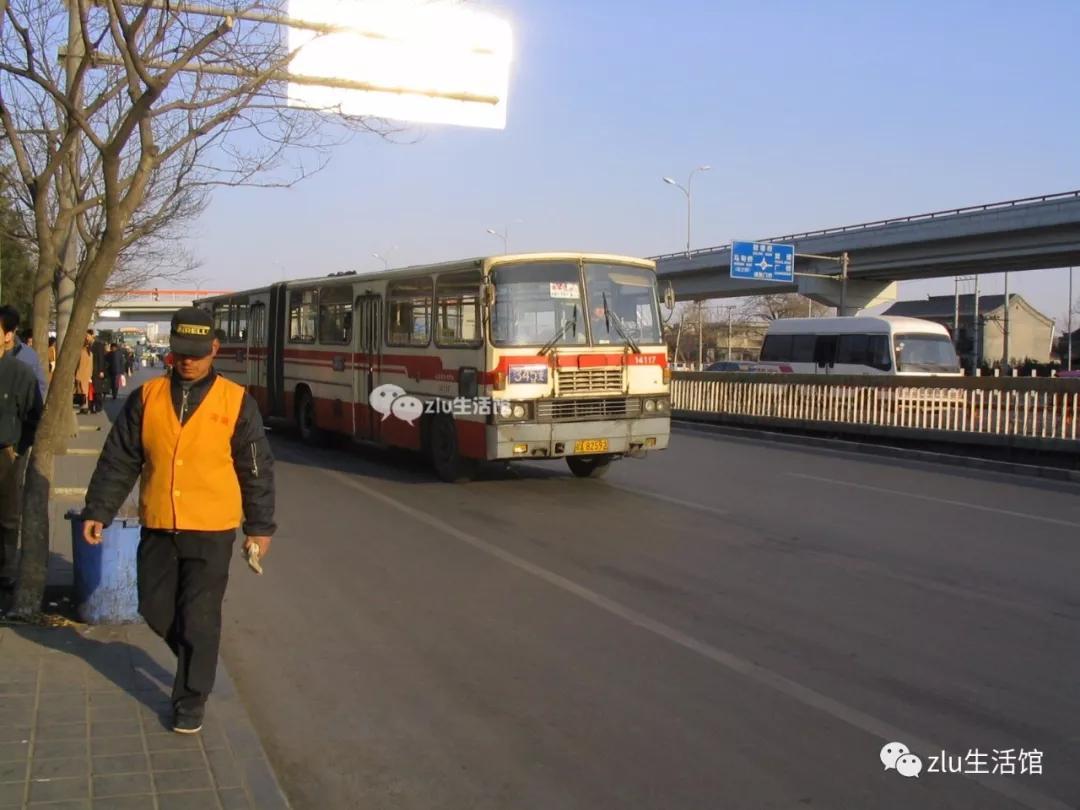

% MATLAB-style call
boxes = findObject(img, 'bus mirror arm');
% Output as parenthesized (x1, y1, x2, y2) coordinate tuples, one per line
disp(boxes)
(482, 282, 496, 308)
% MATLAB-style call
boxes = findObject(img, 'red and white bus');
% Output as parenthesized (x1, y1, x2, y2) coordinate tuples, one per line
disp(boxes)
(196, 252, 671, 481)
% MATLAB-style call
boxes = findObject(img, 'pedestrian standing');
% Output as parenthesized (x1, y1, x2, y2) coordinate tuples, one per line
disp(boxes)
(0, 309, 43, 590)
(82, 308, 276, 733)
(89, 331, 108, 413)
(0, 308, 47, 402)
(47, 337, 57, 381)
(75, 333, 93, 414)
(106, 342, 125, 400)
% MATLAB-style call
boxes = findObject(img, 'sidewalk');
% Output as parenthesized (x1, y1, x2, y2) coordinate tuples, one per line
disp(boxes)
(0, 377, 290, 809)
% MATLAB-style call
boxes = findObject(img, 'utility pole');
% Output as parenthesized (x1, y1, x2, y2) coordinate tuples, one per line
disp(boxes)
(973, 275, 981, 372)
(697, 303, 704, 370)
(1069, 267, 1074, 370)
(1002, 271, 1010, 369)
(839, 252, 849, 315)
(953, 276, 960, 335)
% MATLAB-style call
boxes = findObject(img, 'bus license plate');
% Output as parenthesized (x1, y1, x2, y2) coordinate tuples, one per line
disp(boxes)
(573, 439, 608, 454)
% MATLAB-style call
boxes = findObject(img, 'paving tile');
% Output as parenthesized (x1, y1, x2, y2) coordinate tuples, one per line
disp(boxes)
(0, 780, 26, 807)
(32, 740, 88, 761)
(0, 727, 30, 745)
(0, 696, 35, 714)
(30, 756, 89, 780)
(144, 733, 200, 752)
(241, 757, 289, 810)
(34, 723, 86, 742)
(89, 720, 142, 739)
(27, 775, 89, 803)
(153, 767, 212, 794)
(199, 726, 228, 752)
(217, 787, 252, 809)
(90, 754, 148, 776)
(0, 761, 26, 783)
(92, 794, 155, 809)
(86, 693, 136, 708)
(90, 736, 144, 757)
(0, 682, 35, 698)
(150, 750, 206, 773)
(156, 791, 218, 810)
(92, 771, 153, 798)
(88, 702, 141, 723)
(0, 741, 30, 762)
(205, 748, 242, 790)
(26, 800, 90, 810)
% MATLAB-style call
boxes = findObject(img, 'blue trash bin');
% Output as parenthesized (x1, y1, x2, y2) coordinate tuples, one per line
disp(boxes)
(67, 510, 143, 624)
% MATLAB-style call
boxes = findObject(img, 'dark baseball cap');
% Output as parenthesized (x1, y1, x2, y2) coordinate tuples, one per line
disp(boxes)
(169, 307, 216, 357)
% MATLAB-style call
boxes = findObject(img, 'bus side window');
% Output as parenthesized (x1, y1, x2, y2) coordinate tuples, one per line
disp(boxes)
(836, 334, 869, 366)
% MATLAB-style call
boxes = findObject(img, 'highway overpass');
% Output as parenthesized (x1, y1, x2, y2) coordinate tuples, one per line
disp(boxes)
(654, 189, 1080, 313)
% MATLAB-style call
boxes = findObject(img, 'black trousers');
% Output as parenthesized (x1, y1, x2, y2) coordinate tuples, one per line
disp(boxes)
(137, 529, 235, 713)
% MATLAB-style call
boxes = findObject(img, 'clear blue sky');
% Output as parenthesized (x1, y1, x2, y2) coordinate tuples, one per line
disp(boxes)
(187, 0, 1080, 325)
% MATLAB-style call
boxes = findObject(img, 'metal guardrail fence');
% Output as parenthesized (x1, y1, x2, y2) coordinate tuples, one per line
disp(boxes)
(671, 373, 1080, 442)
(651, 189, 1080, 262)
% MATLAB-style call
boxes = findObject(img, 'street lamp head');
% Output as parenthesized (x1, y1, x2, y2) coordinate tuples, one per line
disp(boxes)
(662, 177, 677, 185)
(486, 228, 497, 235)
(698, 165, 712, 172)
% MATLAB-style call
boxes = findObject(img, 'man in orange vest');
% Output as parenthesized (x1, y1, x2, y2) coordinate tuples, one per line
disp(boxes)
(82, 308, 275, 734)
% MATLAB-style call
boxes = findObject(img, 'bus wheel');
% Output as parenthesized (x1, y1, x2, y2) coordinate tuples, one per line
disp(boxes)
(429, 416, 477, 483)
(566, 455, 613, 479)
(296, 389, 319, 443)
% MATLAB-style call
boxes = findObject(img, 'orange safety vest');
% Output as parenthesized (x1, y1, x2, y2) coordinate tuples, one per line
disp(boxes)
(139, 375, 245, 531)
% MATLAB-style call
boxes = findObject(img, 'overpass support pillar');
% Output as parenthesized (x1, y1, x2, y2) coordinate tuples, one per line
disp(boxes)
(797, 278, 897, 316)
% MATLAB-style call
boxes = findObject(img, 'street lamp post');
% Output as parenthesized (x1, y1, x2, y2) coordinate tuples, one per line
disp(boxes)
(663, 165, 710, 258)
(486, 220, 521, 255)
(372, 252, 389, 270)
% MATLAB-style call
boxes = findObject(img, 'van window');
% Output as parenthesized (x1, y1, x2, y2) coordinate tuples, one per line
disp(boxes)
(760, 334, 792, 361)
(791, 334, 815, 363)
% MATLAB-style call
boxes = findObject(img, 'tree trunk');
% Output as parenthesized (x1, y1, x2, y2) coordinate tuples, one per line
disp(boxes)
(11, 445, 54, 617)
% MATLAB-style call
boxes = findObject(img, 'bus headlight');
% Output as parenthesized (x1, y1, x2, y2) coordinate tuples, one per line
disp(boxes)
(494, 401, 531, 422)
(655, 398, 668, 412)
(644, 399, 657, 413)
(512, 404, 526, 419)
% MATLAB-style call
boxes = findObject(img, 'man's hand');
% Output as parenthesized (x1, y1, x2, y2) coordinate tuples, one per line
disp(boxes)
(83, 520, 104, 545)
(243, 536, 271, 559)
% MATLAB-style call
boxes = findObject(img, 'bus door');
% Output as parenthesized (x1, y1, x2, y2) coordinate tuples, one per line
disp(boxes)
(354, 294, 382, 440)
(814, 335, 838, 374)
(266, 282, 287, 418)
(247, 300, 268, 412)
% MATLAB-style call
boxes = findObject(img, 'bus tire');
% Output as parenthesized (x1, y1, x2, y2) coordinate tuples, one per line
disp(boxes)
(295, 388, 319, 444)
(429, 416, 477, 483)
(566, 455, 614, 478)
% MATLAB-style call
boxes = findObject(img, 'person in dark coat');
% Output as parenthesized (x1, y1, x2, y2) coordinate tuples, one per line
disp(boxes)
(89, 331, 109, 412)
(106, 343, 125, 399)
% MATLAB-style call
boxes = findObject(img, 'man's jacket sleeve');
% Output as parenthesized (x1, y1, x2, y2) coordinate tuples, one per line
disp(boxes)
(83, 391, 144, 527)
(231, 392, 276, 536)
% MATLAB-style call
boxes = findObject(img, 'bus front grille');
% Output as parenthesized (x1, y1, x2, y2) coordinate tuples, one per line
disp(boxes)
(556, 367, 624, 394)
(536, 397, 641, 422)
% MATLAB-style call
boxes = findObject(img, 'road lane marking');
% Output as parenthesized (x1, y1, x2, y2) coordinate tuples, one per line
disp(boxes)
(317, 463, 1071, 810)
(607, 485, 729, 518)
(788, 473, 1080, 529)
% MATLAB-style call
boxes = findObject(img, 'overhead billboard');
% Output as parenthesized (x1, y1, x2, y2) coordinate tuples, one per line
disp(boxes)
(286, 0, 512, 129)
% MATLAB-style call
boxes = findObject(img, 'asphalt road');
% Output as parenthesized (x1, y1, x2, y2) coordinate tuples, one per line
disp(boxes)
(219, 425, 1080, 810)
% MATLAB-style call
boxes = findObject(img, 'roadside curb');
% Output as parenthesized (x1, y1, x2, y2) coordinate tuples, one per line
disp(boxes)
(673, 419, 1080, 485)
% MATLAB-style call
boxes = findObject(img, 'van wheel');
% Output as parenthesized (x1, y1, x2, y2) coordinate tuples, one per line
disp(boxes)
(566, 455, 614, 478)
(429, 416, 477, 483)
(296, 389, 318, 443)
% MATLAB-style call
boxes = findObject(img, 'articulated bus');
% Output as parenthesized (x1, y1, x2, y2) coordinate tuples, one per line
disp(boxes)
(196, 253, 671, 481)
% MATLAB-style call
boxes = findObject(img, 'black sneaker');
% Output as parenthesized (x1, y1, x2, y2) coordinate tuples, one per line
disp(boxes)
(172, 709, 204, 735)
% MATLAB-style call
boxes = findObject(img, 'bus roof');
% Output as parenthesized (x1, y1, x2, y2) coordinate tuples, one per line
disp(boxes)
(764, 315, 951, 336)
(195, 252, 656, 306)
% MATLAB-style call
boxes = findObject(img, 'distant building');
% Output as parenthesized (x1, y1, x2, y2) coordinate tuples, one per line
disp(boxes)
(1055, 327, 1080, 370)
(882, 294, 1055, 367)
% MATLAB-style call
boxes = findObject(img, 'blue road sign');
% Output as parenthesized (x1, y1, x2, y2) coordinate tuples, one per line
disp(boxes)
(731, 241, 795, 282)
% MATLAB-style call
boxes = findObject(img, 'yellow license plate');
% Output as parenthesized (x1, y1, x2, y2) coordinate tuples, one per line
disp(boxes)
(573, 439, 608, 454)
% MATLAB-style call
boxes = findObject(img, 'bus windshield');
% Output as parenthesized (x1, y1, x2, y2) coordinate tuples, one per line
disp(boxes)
(583, 263, 661, 346)
(491, 262, 587, 347)
(491, 260, 661, 347)
(893, 334, 961, 373)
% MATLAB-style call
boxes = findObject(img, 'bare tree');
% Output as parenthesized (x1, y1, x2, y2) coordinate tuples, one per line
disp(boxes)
(0, 0, 389, 616)
(740, 292, 829, 321)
